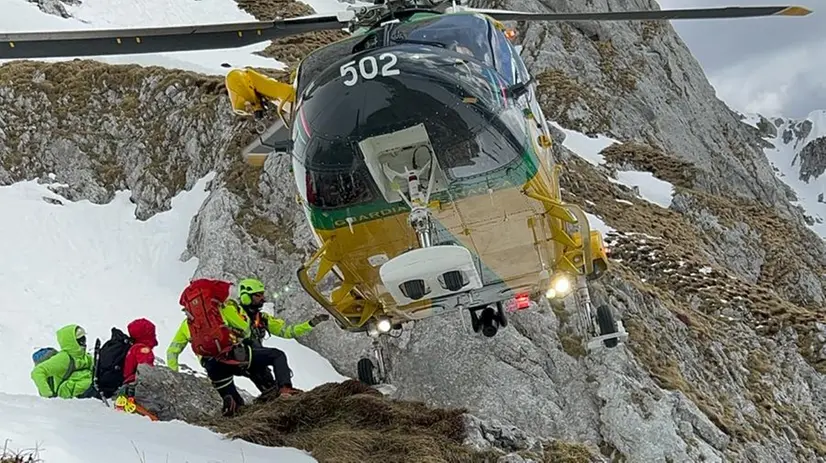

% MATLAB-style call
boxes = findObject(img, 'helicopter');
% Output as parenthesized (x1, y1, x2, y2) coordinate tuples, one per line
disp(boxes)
(1, 1, 812, 386)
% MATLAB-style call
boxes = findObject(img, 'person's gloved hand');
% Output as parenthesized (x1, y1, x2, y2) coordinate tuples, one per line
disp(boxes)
(309, 313, 330, 327)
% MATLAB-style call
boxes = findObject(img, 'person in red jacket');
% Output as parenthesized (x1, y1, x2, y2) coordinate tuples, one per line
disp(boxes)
(123, 318, 158, 384)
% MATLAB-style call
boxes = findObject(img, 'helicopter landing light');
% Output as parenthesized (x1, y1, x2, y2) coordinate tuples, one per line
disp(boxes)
(376, 317, 392, 333)
(552, 274, 571, 294)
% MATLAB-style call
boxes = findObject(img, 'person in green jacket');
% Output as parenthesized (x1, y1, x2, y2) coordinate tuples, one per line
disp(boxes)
(31, 324, 99, 399)
(165, 277, 329, 415)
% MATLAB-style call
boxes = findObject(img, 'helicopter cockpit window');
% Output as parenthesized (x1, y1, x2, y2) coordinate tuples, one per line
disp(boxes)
(391, 15, 494, 67)
(305, 166, 375, 209)
(438, 107, 526, 179)
(510, 40, 530, 84)
(294, 118, 378, 209)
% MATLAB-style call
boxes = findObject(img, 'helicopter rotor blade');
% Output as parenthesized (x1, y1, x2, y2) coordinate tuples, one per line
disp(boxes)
(468, 5, 812, 22)
(0, 14, 351, 59)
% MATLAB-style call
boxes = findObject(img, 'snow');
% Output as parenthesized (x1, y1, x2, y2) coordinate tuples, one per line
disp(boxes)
(614, 170, 675, 209)
(0, 174, 348, 461)
(0, 0, 367, 76)
(756, 109, 826, 238)
(0, 0, 286, 74)
(739, 112, 761, 129)
(0, 393, 315, 462)
(547, 119, 675, 209)
(586, 212, 615, 235)
(0, 175, 347, 395)
(548, 120, 619, 166)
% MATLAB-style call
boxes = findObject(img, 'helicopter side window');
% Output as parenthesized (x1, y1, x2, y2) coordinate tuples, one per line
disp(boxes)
(490, 26, 516, 85)
(510, 40, 531, 84)
(294, 124, 378, 210)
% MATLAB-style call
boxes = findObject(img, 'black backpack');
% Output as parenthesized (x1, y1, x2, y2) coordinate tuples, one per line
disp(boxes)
(93, 327, 133, 398)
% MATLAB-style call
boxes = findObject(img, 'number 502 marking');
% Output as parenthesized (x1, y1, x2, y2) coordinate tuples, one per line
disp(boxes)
(340, 53, 400, 87)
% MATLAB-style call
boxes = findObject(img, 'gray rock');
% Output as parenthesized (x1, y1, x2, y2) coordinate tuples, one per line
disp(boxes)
(131, 363, 254, 422)
(24, 0, 79, 19)
(799, 137, 826, 183)
(463, 414, 542, 454)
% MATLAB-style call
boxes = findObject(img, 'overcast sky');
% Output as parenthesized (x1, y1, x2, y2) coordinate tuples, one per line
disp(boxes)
(657, 0, 824, 119)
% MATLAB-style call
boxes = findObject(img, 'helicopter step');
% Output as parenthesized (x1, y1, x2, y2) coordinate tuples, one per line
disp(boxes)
(379, 245, 483, 304)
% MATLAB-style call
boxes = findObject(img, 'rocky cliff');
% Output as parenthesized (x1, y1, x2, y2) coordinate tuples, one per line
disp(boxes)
(740, 111, 826, 234)
(2, 0, 825, 462)
(130, 364, 604, 463)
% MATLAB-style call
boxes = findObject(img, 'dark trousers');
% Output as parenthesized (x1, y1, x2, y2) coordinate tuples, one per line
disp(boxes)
(201, 344, 294, 403)
(249, 346, 293, 389)
(201, 356, 247, 406)
(78, 385, 101, 399)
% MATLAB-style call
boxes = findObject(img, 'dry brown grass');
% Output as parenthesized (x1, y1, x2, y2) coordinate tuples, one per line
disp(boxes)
(600, 142, 697, 189)
(1, 441, 41, 463)
(536, 70, 611, 134)
(233, 0, 349, 68)
(0, 60, 227, 193)
(200, 380, 504, 463)
(542, 440, 598, 462)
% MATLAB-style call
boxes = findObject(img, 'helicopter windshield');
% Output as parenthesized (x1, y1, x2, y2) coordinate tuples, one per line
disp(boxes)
(291, 48, 528, 211)
(390, 14, 494, 66)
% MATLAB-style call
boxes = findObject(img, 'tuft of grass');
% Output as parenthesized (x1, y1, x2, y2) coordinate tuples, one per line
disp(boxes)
(233, 0, 349, 67)
(536, 70, 611, 135)
(1, 441, 42, 463)
(544, 440, 598, 462)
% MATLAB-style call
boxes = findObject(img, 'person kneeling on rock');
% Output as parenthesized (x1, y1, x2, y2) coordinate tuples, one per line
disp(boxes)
(234, 278, 330, 397)
(166, 277, 329, 416)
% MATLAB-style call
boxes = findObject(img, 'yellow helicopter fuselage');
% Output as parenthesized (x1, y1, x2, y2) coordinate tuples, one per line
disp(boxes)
(292, 119, 608, 332)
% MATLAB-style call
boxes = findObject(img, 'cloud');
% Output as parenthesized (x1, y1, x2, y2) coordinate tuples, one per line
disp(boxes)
(656, 0, 825, 118)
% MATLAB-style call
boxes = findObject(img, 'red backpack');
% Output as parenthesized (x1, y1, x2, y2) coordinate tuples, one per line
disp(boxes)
(179, 279, 239, 358)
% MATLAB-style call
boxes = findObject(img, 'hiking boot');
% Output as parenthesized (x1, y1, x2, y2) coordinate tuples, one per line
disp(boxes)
(258, 385, 281, 401)
(278, 386, 303, 397)
(221, 395, 239, 417)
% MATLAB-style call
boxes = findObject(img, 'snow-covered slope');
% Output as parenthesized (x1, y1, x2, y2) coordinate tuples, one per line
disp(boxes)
(0, 393, 316, 462)
(741, 110, 826, 238)
(0, 174, 347, 461)
(0, 0, 286, 74)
